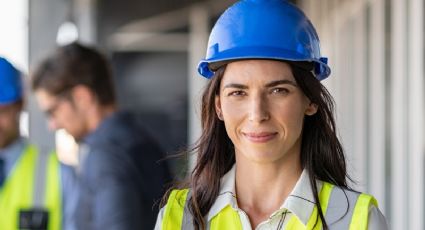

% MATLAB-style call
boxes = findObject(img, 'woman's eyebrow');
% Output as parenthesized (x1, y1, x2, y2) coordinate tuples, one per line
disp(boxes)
(222, 79, 297, 90)
(265, 79, 297, 87)
(222, 83, 248, 90)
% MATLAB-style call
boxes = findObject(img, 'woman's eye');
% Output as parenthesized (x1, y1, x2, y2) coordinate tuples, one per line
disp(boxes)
(228, 90, 246, 96)
(271, 88, 289, 94)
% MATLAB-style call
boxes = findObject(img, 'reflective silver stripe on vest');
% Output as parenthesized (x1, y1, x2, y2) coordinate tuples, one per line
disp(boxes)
(33, 147, 49, 208)
(326, 186, 360, 229)
(181, 191, 195, 229)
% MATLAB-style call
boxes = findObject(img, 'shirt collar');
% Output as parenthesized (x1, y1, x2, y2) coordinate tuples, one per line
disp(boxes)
(0, 137, 27, 174)
(281, 169, 322, 225)
(206, 164, 322, 226)
(81, 111, 118, 145)
(0, 137, 26, 159)
(207, 165, 238, 221)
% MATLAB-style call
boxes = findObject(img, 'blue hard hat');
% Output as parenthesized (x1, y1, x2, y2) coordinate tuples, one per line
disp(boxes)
(198, 0, 331, 80)
(0, 57, 22, 105)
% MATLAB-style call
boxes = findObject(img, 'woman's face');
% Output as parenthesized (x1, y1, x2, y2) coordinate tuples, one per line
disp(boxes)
(215, 60, 317, 165)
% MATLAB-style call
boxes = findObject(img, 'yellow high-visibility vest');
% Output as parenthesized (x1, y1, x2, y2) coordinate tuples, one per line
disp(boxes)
(161, 182, 377, 229)
(0, 144, 62, 230)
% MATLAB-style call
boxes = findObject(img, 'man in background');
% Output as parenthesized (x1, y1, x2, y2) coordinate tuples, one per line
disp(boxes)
(0, 57, 75, 229)
(32, 42, 172, 229)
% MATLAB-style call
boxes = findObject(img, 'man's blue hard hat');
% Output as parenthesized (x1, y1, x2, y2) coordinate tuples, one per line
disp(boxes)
(198, 0, 331, 80)
(0, 57, 22, 105)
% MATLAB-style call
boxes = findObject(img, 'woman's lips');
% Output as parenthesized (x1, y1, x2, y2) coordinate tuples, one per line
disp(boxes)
(242, 132, 278, 143)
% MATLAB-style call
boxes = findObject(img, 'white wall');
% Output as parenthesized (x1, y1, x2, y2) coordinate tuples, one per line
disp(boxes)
(0, 0, 29, 137)
(0, 0, 28, 71)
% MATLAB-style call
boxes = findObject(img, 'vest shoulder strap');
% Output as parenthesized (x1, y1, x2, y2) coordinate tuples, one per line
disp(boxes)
(326, 184, 378, 230)
(162, 189, 189, 230)
(163, 189, 243, 230)
(349, 193, 378, 230)
(326, 185, 359, 229)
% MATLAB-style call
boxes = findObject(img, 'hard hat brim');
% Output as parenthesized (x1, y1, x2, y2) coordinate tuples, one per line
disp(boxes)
(197, 46, 331, 80)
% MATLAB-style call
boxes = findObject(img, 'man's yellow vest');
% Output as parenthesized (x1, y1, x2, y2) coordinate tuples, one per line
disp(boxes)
(0, 145, 61, 230)
(161, 182, 377, 229)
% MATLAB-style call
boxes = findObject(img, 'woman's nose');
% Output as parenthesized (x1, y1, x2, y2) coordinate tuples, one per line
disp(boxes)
(248, 95, 270, 123)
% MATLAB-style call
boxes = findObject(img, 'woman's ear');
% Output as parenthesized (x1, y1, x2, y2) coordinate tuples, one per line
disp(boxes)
(305, 102, 318, 116)
(215, 95, 224, 120)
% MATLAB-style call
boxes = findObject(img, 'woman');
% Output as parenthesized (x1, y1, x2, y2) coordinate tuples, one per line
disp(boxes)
(155, 0, 388, 229)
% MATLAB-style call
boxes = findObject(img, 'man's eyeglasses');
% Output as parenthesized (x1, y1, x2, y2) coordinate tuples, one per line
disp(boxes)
(44, 90, 72, 119)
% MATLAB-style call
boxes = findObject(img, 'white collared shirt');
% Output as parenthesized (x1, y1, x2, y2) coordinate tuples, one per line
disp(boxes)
(155, 165, 388, 229)
(209, 165, 319, 229)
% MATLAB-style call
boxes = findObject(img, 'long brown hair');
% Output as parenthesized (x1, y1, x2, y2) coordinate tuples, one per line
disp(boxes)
(176, 61, 348, 229)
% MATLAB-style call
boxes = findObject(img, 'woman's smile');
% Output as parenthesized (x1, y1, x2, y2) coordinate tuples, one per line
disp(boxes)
(242, 131, 278, 143)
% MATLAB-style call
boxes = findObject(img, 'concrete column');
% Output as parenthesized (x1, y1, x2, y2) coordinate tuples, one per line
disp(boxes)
(28, 0, 68, 153)
(368, 0, 386, 213)
(408, 0, 424, 228)
(74, 0, 97, 44)
(390, 0, 408, 228)
(188, 4, 209, 171)
(351, 3, 367, 193)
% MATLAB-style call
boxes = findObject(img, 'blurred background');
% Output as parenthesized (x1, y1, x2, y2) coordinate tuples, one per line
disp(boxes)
(0, 0, 423, 229)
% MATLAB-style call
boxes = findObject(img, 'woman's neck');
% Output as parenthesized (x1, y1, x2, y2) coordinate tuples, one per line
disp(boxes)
(234, 155, 302, 228)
